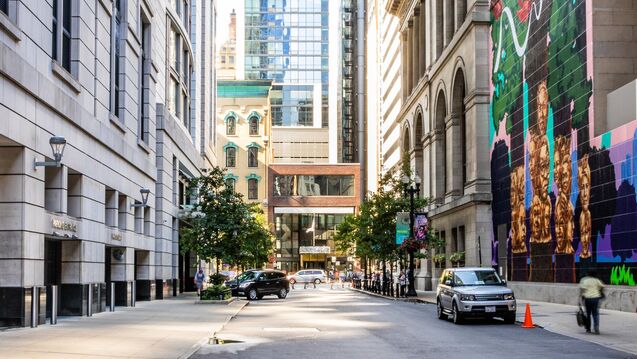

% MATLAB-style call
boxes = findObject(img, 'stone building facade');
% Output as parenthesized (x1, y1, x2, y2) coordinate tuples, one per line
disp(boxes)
(0, 0, 216, 327)
(381, 0, 492, 290)
(217, 80, 272, 208)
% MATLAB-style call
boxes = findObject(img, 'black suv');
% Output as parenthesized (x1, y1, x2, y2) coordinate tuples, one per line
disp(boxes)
(233, 269, 290, 300)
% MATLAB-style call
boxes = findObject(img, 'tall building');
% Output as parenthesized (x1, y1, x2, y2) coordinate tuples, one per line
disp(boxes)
(0, 0, 217, 327)
(243, 0, 362, 272)
(380, 0, 492, 290)
(217, 9, 238, 80)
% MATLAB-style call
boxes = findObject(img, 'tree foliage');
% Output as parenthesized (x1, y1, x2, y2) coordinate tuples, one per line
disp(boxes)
(333, 169, 430, 263)
(179, 166, 274, 272)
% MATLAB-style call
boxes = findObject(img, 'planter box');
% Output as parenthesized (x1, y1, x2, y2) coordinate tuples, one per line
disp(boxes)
(195, 297, 237, 305)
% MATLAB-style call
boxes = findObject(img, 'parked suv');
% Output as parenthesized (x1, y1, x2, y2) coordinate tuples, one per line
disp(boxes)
(235, 269, 290, 300)
(287, 269, 326, 285)
(436, 267, 516, 324)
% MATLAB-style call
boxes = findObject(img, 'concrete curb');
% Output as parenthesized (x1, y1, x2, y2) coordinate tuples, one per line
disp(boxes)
(194, 297, 237, 305)
(348, 287, 432, 304)
(181, 300, 250, 359)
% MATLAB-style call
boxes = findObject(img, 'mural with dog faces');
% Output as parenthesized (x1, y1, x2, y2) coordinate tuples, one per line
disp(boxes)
(489, 0, 637, 285)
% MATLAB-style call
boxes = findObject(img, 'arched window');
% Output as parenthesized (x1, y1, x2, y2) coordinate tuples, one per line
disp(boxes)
(248, 178, 258, 199)
(226, 147, 236, 167)
(248, 147, 258, 167)
(226, 116, 236, 136)
(248, 112, 262, 135)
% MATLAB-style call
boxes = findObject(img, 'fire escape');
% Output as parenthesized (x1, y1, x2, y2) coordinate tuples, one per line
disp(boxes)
(342, 0, 355, 163)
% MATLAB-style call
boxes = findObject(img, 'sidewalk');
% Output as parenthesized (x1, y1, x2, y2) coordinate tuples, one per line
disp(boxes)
(0, 293, 247, 359)
(413, 290, 637, 356)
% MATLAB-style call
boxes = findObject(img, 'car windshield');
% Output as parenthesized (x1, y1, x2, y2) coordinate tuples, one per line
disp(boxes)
(236, 271, 257, 282)
(454, 270, 502, 286)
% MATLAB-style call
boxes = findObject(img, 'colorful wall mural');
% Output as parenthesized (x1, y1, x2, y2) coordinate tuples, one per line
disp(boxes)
(489, 0, 637, 284)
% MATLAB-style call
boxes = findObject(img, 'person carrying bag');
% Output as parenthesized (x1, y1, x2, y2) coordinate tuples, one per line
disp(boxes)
(578, 269, 605, 334)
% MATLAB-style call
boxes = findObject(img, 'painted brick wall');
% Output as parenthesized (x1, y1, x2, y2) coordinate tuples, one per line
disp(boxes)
(489, 0, 637, 286)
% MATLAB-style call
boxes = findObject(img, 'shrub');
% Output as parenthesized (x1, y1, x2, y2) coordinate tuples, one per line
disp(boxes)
(208, 273, 228, 286)
(200, 284, 232, 300)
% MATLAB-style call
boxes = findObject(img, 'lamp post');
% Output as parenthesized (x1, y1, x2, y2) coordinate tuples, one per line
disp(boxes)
(401, 172, 421, 297)
(34, 136, 67, 168)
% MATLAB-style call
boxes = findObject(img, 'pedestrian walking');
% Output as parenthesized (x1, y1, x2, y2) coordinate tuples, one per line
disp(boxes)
(579, 269, 605, 334)
(340, 271, 346, 288)
(399, 271, 407, 297)
(194, 268, 205, 296)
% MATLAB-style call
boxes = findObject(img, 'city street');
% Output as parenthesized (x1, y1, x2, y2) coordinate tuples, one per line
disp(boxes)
(192, 286, 635, 359)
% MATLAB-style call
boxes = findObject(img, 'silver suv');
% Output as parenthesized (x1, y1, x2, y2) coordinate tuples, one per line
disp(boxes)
(287, 269, 326, 285)
(436, 267, 516, 324)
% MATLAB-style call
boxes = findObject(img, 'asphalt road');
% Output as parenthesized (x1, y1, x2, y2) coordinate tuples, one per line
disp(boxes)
(191, 285, 635, 359)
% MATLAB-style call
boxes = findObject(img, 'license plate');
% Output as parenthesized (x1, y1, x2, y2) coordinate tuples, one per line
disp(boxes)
(485, 306, 496, 313)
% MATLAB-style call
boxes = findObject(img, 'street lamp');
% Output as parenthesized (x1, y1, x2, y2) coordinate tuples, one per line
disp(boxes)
(130, 188, 151, 208)
(401, 171, 421, 297)
(35, 136, 67, 168)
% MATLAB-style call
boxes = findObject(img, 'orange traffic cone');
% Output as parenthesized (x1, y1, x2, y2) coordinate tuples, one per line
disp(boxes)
(521, 303, 535, 328)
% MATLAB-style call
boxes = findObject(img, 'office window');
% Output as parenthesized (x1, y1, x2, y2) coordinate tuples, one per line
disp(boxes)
(249, 116, 259, 135)
(226, 147, 236, 167)
(52, 0, 72, 72)
(248, 147, 258, 168)
(248, 179, 258, 200)
(1, 0, 7, 14)
(167, 19, 191, 133)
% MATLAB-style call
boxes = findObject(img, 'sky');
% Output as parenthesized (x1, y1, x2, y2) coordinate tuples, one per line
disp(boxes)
(216, 1, 243, 50)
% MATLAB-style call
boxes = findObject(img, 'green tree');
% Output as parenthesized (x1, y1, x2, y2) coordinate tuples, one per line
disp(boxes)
(179, 167, 247, 274)
(236, 204, 275, 269)
(333, 169, 430, 265)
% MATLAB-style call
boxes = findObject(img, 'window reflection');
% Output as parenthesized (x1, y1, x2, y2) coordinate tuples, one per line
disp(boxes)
(273, 175, 354, 196)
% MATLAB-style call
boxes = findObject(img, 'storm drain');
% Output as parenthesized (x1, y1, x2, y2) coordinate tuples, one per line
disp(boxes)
(263, 327, 320, 333)
(209, 337, 244, 345)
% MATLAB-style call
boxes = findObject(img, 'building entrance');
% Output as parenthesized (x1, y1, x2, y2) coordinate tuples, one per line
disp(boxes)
(44, 239, 61, 320)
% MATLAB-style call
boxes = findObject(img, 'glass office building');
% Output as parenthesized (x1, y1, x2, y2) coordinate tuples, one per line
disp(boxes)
(245, 0, 330, 128)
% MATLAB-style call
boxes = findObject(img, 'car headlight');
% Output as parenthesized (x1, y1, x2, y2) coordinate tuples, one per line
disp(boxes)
(504, 293, 515, 300)
(239, 281, 252, 288)
(460, 294, 476, 301)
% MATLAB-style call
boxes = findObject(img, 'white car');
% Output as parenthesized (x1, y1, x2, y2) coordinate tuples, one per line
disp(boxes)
(287, 269, 326, 285)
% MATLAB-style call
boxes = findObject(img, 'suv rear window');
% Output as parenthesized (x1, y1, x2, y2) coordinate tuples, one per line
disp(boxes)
(311, 270, 322, 275)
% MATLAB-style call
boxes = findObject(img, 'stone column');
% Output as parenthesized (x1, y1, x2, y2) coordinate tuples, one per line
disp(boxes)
(0, 147, 46, 327)
(431, 129, 446, 203)
(455, 0, 466, 32)
(44, 166, 68, 214)
(445, 113, 462, 202)
(135, 250, 155, 301)
(406, 26, 414, 95)
(412, 13, 420, 88)
(401, 31, 409, 101)
(464, 93, 492, 194)
(444, 0, 454, 46)
(110, 247, 134, 306)
(105, 189, 119, 227)
(419, 1, 427, 77)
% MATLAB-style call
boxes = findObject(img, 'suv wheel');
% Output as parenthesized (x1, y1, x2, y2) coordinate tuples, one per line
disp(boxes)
(452, 302, 463, 325)
(504, 313, 516, 324)
(437, 299, 447, 320)
(278, 288, 288, 299)
(314, 278, 321, 285)
(247, 288, 258, 301)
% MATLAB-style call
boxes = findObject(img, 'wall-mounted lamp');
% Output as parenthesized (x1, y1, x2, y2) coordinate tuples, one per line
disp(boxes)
(130, 188, 151, 208)
(34, 136, 67, 169)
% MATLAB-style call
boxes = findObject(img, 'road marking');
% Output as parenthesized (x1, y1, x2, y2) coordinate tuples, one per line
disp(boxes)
(263, 327, 320, 332)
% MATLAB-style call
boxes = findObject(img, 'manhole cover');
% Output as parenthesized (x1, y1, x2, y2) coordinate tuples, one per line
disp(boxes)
(263, 327, 320, 333)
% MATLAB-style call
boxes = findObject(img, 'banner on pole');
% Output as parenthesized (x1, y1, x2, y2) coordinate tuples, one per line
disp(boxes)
(395, 212, 410, 245)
